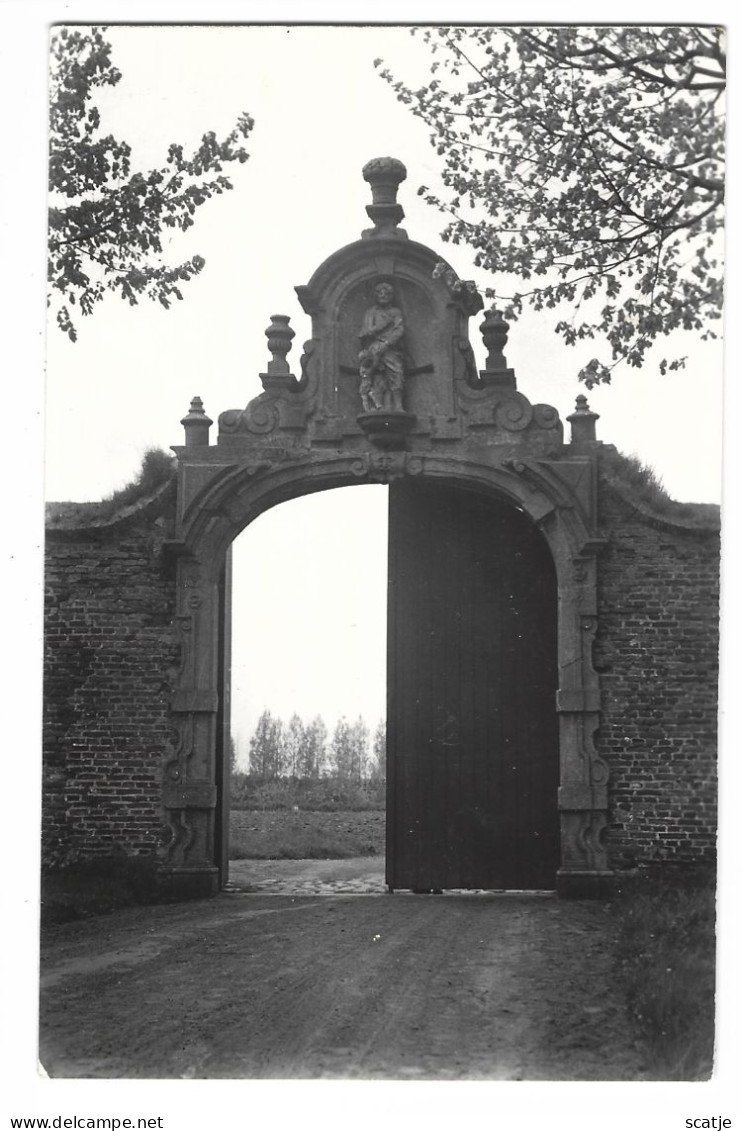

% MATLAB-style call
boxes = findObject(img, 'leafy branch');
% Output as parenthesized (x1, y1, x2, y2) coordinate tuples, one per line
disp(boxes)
(377, 25, 725, 386)
(48, 26, 254, 340)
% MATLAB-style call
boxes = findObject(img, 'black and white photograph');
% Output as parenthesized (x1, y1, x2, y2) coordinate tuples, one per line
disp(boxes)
(4, 4, 739, 1127)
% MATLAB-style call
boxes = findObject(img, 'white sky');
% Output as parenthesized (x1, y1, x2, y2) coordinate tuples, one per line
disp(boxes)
(3, 5, 740, 1124)
(231, 485, 389, 761)
(41, 23, 725, 756)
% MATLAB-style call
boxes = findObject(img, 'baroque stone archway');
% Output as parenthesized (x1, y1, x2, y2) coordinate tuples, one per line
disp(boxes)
(164, 158, 610, 899)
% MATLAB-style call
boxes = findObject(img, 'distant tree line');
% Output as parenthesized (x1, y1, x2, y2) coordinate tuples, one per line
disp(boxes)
(242, 710, 386, 783)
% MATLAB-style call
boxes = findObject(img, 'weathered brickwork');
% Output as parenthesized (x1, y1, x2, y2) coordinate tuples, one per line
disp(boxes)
(594, 461, 720, 870)
(43, 483, 178, 867)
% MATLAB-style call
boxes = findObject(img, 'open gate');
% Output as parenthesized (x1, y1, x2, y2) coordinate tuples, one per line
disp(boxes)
(386, 481, 560, 891)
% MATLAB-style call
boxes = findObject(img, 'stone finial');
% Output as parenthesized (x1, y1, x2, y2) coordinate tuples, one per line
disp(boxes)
(362, 157, 407, 238)
(478, 305, 516, 390)
(480, 306, 510, 371)
(264, 315, 295, 376)
(567, 394, 600, 445)
(180, 396, 212, 448)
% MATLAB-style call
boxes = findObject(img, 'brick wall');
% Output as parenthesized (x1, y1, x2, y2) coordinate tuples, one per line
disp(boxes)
(594, 461, 720, 869)
(43, 482, 178, 867)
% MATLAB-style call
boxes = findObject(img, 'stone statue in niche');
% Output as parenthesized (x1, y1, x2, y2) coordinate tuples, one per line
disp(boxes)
(358, 281, 406, 412)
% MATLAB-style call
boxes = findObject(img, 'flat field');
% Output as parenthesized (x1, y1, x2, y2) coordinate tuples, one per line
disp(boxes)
(230, 809, 385, 859)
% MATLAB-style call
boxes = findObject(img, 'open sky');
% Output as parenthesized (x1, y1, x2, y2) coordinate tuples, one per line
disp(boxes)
(42, 23, 725, 759)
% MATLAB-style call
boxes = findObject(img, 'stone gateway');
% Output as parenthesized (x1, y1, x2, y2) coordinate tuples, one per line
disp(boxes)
(43, 159, 720, 900)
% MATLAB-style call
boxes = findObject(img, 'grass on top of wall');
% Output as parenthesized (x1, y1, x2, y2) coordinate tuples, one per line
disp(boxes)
(46, 448, 176, 527)
(601, 448, 719, 527)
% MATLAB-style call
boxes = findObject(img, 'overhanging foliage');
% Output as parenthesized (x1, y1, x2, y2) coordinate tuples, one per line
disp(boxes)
(378, 26, 725, 386)
(48, 26, 254, 340)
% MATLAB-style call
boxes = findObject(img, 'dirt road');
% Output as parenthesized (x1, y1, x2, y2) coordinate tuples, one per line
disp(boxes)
(39, 880, 647, 1080)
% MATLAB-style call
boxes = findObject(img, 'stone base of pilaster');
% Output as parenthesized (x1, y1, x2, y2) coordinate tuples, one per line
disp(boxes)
(556, 869, 614, 899)
(157, 865, 220, 901)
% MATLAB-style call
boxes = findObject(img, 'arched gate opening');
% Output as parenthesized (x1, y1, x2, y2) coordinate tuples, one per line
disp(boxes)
(225, 486, 389, 878)
(216, 479, 560, 893)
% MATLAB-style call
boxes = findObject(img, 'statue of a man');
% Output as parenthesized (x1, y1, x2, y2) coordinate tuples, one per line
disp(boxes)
(358, 281, 406, 413)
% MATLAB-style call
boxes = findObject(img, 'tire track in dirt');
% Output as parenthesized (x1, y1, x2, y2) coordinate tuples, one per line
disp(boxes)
(39, 892, 647, 1080)
(40, 900, 323, 989)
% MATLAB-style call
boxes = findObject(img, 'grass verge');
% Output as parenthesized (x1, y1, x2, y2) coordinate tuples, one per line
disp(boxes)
(612, 867, 716, 1080)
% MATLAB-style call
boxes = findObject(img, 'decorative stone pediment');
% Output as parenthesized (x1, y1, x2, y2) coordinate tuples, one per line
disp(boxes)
(211, 158, 566, 460)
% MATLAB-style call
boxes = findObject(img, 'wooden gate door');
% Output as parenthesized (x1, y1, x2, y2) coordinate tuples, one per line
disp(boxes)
(386, 482, 559, 891)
